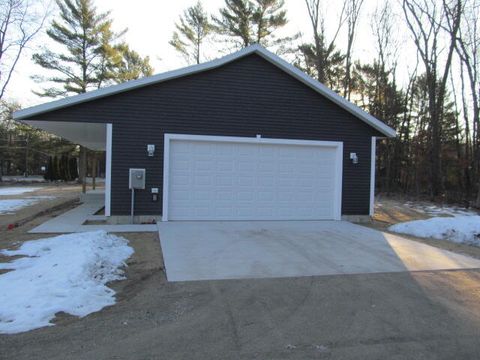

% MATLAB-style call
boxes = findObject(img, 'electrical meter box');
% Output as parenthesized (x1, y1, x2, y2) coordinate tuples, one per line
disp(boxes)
(129, 168, 146, 190)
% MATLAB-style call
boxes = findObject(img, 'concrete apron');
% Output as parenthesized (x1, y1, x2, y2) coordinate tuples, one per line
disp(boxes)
(157, 220, 480, 282)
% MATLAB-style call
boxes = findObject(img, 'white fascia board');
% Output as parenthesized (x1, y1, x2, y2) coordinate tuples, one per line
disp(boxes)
(13, 44, 396, 138)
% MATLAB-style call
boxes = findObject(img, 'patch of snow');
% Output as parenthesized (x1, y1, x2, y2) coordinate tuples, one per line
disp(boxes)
(404, 202, 478, 217)
(0, 199, 40, 214)
(0, 196, 56, 214)
(389, 216, 480, 246)
(0, 231, 134, 334)
(0, 187, 40, 196)
(1, 176, 45, 183)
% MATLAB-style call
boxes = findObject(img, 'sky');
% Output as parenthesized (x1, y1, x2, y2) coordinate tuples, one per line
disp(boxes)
(6, 0, 415, 107)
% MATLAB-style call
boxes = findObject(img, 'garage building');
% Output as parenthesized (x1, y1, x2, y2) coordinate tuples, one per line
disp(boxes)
(13, 44, 396, 222)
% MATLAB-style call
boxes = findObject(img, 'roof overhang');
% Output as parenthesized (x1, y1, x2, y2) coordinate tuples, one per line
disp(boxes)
(14, 44, 396, 138)
(22, 120, 106, 151)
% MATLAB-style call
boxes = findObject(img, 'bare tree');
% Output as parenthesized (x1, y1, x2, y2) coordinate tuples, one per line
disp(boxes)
(369, 0, 399, 193)
(302, 0, 347, 84)
(371, 1, 397, 77)
(0, 0, 48, 100)
(343, 0, 364, 100)
(402, 0, 463, 198)
(456, 0, 480, 207)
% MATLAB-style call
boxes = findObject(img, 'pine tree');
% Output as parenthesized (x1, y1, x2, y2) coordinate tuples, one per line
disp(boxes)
(112, 43, 154, 82)
(32, 0, 152, 96)
(45, 156, 54, 181)
(69, 157, 78, 180)
(294, 44, 345, 91)
(61, 154, 70, 181)
(212, 0, 292, 49)
(32, 0, 115, 96)
(170, 1, 212, 64)
(52, 156, 59, 181)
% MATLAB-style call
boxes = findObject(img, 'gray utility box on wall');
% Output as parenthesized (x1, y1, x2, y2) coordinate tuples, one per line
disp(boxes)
(129, 168, 146, 190)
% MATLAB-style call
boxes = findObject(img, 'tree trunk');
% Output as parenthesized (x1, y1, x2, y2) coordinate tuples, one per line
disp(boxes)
(476, 183, 480, 208)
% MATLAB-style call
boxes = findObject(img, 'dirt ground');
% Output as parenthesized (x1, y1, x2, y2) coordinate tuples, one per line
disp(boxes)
(0, 183, 83, 231)
(2, 243, 480, 359)
(2, 189, 480, 359)
(365, 194, 480, 260)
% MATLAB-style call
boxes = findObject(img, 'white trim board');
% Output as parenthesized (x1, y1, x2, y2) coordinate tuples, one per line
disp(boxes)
(162, 133, 343, 222)
(369, 137, 376, 217)
(14, 45, 396, 138)
(105, 123, 112, 217)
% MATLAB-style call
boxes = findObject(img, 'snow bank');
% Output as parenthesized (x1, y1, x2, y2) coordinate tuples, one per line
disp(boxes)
(0, 199, 40, 214)
(0, 196, 56, 214)
(0, 231, 134, 334)
(404, 202, 478, 217)
(389, 216, 480, 246)
(0, 187, 40, 196)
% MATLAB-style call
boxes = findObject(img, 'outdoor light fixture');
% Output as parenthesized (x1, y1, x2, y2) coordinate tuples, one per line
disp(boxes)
(350, 152, 358, 164)
(147, 144, 155, 157)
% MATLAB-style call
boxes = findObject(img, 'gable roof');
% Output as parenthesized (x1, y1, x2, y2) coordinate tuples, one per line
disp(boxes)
(14, 44, 396, 137)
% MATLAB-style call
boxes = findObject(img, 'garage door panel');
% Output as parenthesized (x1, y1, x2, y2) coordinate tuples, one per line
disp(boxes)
(166, 137, 341, 220)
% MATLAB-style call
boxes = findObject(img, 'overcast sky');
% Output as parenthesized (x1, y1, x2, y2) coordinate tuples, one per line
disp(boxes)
(7, 0, 415, 107)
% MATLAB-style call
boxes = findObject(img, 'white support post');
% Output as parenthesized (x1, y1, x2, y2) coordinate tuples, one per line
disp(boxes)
(370, 137, 376, 217)
(105, 123, 112, 217)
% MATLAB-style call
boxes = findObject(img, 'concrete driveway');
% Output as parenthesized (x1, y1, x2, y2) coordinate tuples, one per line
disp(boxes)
(158, 221, 480, 281)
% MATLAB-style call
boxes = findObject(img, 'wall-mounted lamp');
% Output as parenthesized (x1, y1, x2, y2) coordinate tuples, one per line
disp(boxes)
(147, 144, 155, 157)
(350, 152, 358, 164)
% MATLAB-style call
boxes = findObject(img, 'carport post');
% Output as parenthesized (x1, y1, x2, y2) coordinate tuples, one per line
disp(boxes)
(80, 146, 87, 194)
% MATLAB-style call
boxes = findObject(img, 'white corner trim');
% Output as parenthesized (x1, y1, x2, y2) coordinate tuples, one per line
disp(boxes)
(105, 123, 112, 217)
(13, 44, 396, 138)
(162, 133, 343, 222)
(162, 134, 171, 221)
(334, 142, 343, 220)
(369, 137, 376, 217)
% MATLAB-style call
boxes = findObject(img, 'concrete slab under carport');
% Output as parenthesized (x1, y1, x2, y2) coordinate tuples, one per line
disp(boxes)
(158, 220, 480, 281)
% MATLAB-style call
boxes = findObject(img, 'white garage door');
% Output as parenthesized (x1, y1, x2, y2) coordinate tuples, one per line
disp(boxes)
(163, 134, 342, 221)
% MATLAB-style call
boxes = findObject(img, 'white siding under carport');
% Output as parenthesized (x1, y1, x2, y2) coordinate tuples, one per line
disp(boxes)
(162, 134, 343, 221)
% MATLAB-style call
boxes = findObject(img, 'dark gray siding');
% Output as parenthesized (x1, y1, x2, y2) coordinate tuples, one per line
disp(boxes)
(28, 54, 383, 215)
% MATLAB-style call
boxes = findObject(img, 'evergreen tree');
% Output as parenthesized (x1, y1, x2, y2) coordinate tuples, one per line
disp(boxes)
(69, 157, 78, 180)
(61, 154, 70, 181)
(32, 0, 152, 96)
(294, 44, 345, 91)
(112, 43, 154, 82)
(32, 0, 117, 96)
(170, 1, 212, 64)
(212, 0, 293, 48)
(45, 156, 54, 181)
(52, 156, 59, 181)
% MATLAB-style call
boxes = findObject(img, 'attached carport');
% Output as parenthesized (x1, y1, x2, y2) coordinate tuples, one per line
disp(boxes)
(20, 120, 112, 216)
(158, 221, 480, 281)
